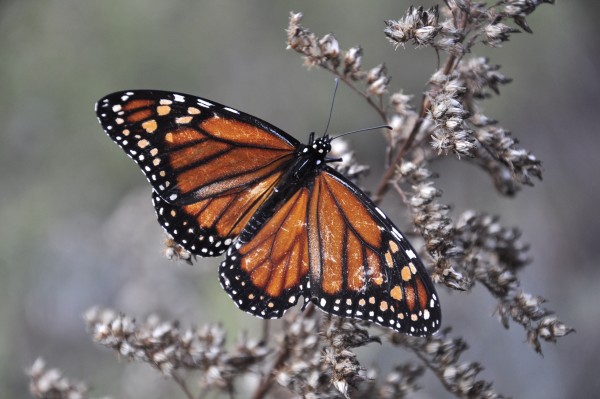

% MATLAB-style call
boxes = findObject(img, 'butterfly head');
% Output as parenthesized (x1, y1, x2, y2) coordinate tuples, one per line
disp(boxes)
(311, 134, 332, 155)
(301, 132, 338, 166)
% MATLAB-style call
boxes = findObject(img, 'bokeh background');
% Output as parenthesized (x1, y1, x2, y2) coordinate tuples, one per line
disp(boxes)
(1, 1, 598, 397)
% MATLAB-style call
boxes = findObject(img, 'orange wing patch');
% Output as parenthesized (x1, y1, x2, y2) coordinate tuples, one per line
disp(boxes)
(162, 122, 295, 200)
(346, 233, 365, 291)
(306, 170, 440, 336)
(122, 98, 154, 112)
(218, 188, 311, 319)
(122, 98, 155, 123)
(176, 147, 292, 199)
(211, 173, 279, 235)
(238, 188, 310, 297)
(201, 117, 296, 150)
(154, 171, 282, 257)
(308, 173, 384, 295)
(321, 173, 382, 248)
(154, 175, 281, 258)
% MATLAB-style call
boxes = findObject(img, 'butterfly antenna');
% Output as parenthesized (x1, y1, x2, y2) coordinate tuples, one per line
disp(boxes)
(322, 78, 340, 137)
(330, 125, 392, 141)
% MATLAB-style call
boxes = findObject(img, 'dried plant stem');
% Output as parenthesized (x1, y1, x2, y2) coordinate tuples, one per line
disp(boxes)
(373, 51, 459, 204)
(323, 65, 388, 121)
(251, 345, 291, 399)
(373, 99, 425, 204)
(253, 304, 316, 399)
(411, 349, 456, 393)
(410, 345, 498, 398)
(172, 372, 194, 399)
(262, 319, 270, 342)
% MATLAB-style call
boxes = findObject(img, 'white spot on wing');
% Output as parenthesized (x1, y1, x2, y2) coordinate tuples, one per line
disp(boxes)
(392, 227, 404, 241)
(406, 249, 416, 259)
(223, 107, 240, 114)
(197, 99, 213, 108)
(423, 309, 430, 320)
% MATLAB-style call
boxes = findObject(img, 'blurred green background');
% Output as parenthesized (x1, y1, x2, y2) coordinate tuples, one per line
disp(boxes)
(1, 1, 598, 397)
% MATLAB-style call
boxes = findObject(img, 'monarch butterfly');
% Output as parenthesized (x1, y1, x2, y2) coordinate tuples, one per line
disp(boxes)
(96, 90, 441, 336)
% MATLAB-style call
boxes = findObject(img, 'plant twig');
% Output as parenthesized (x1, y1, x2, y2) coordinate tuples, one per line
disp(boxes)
(172, 372, 194, 399)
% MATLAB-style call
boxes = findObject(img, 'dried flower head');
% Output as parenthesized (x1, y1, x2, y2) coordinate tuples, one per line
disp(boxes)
(319, 33, 341, 68)
(28, 358, 92, 399)
(457, 57, 512, 98)
(500, 0, 555, 33)
(453, 211, 574, 352)
(265, 306, 381, 398)
(329, 138, 370, 184)
(286, 12, 390, 115)
(391, 328, 507, 398)
(164, 237, 193, 264)
(483, 22, 521, 47)
(385, 6, 441, 48)
(366, 64, 390, 96)
(343, 46, 364, 80)
(84, 307, 269, 393)
(497, 293, 575, 354)
(396, 161, 470, 291)
(472, 120, 543, 196)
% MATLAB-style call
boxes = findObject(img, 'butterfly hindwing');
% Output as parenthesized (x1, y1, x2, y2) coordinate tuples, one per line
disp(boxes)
(151, 165, 283, 256)
(219, 187, 311, 318)
(97, 90, 298, 256)
(307, 169, 441, 336)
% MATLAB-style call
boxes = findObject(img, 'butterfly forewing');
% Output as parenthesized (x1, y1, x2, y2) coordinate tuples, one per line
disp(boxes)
(97, 90, 298, 256)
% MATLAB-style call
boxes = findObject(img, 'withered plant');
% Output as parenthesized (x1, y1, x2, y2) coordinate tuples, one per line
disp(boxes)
(30, 1, 573, 398)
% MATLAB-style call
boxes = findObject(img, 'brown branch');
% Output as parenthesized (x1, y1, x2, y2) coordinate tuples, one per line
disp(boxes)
(372, 52, 458, 205)
(252, 304, 316, 399)
(172, 372, 194, 399)
(322, 65, 388, 122)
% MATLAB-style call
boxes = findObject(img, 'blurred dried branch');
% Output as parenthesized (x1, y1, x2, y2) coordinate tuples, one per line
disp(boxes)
(84, 307, 269, 397)
(28, 358, 100, 399)
(390, 328, 506, 398)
